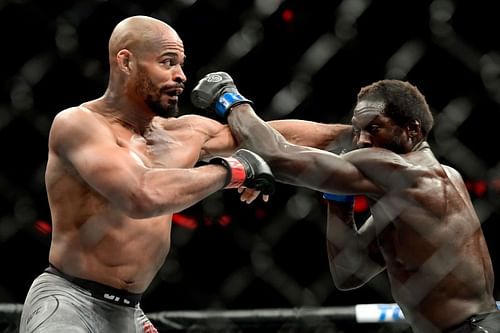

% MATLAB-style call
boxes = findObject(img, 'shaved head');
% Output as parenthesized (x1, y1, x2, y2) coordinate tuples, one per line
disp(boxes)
(105, 15, 186, 119)
(109, 15, 182, 61)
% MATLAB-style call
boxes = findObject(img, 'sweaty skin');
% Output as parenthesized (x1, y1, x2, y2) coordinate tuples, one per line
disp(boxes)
(46, 16, 352, 294)
(225, 102, 497, 333)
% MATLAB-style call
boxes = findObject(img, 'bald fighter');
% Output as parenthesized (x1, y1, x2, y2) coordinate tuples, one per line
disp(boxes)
(19, 16, 352, 333)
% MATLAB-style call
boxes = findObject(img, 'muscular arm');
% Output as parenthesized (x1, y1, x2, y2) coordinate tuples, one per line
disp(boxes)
(200, 116, 353, 159)
(51, 108, 228, 218)
(326, 201, 385, 289)
(266, 120, 353, 152)
(226, 104, 379, 195)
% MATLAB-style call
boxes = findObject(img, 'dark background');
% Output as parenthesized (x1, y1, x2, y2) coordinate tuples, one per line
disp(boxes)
(0, 0, 499, 332)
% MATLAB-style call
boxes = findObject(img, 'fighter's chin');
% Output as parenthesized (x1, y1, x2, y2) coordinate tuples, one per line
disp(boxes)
(162, 96, 179, 116)
(160, 105, 179, 118)
(148, 101, 179, 118)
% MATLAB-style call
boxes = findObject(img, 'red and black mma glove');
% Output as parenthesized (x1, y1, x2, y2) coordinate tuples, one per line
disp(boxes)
(191, 72, 253, 118)
(209, 149, 275, 195)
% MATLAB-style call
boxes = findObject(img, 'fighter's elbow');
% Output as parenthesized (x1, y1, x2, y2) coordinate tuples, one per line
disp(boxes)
(119, 189, 160, 219)
(329, 267, 366, 291)
(329, 259, 385, 291)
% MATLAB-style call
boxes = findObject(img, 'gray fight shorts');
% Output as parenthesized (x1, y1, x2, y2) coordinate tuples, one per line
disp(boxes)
(19, 266, 158, 333)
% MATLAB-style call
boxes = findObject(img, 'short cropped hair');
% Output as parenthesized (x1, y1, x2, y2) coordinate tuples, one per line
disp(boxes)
(357, 80, 434, 138)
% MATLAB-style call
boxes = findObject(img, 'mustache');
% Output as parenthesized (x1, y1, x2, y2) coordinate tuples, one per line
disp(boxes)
(163, 82, 185, 91)
(173, 82, 185, 89)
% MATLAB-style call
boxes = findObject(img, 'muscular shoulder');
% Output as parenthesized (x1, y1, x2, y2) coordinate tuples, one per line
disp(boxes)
(342, 148, 430, 190)
(49, 107, 113, 155)
(442, 165, 462, 180)
(343, 148, 411, 170)
(52, 107, 108, 133)
(441, 164, 468, 191)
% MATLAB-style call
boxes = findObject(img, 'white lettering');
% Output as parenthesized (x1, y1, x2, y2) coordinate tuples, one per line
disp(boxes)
(104, 293, 115, 300)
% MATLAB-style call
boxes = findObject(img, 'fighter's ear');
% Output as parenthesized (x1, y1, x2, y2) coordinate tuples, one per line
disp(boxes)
(407, 119, 422, 139)
(116, 49, 133, 74)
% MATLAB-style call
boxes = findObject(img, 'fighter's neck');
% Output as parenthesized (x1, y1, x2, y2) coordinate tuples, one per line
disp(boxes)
(86, 97, 154, 134)
(112, 114, 150, 135)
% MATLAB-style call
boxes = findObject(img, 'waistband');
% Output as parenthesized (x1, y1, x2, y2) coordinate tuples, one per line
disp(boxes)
(45, 264, 142, 307)
(444, 311, 500, 333)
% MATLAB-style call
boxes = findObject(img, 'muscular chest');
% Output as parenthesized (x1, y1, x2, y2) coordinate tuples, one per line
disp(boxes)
(117, 125, 203, 169)
(376, 215, 439, 276)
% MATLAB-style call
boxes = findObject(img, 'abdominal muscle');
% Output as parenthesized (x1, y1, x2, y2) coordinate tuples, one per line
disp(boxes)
(49, 210, 172, 294)
(393, 283, 493, 333)
(381, 223, 495, 331)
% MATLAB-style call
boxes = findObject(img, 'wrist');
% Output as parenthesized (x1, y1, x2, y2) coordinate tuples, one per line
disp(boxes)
(224, 157, 247, 188)
(210, 157, 246, 188)
(214, 91, 253, 118)
(323, 193, 355, 203)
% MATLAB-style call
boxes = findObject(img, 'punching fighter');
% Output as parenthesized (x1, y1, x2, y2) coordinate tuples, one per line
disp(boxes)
(191, 72, 500, 333)
(19, 16, 352, 333)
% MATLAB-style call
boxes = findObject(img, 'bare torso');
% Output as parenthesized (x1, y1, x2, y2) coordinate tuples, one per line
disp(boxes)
(221, 99, 498, 332)
(45, 101, 228, 293)
(347, 145, 497, 332)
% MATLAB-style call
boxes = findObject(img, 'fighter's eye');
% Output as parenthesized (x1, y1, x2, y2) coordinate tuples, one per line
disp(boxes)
(161, 59, 172, 66)
(368, 125, 380, 133)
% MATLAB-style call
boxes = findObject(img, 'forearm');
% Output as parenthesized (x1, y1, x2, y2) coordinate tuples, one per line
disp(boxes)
(123, 149, 274, 217)
(227, 105, 317, 185)
(227, 104, 284, 157)
(124, 165, 227, 218)
(227, 104, 364, 193)
(326, 200, 360, 288)
(326, 201, 381, 289)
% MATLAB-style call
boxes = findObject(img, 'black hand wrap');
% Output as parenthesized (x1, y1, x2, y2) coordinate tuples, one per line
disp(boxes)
(209, 149, 275, 195)
(191, 72, 253, 118)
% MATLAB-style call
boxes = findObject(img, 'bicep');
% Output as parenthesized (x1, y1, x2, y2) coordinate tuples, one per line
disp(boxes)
(200, 122, 238, 159)
(68, 142, 143, 200)
(51, 112, 143, 203)
(268, 120, 352, 151)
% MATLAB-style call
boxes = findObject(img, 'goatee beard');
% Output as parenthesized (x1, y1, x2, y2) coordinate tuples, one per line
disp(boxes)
(148, 101, 179, 118)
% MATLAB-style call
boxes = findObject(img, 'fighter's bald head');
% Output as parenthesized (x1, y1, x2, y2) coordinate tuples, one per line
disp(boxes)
(108, 15, 183, 60)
